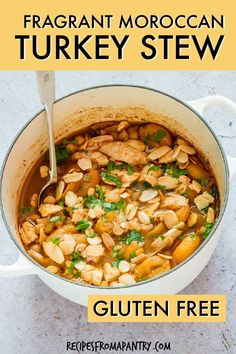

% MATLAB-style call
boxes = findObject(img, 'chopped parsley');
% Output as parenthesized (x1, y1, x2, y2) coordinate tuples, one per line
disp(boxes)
(107, 160, 133, 175)
(76, 219, 90, 230)
(148, 165, 161, 173)
(52, 237, 60, 245)
(58, 200, 65, 207)
(20, 207, 31, 214)
(143, 130, 166, 145)
(83, 175, 89, 181)
(67, 252, 82, 274)
(203, 222, 214, 239)
(113, 251, 124, 268)
(199, 178, 209, 187)
(100, 172, 122, 188)
(211, 186, 219, 200)
(130, 251, 137, 260)
(167, 163, 189, 178)
(87, 231, 98, 238)
(50, 215, 63, 223)
(84, 196, 103, 209)
(55, 143, 70, 164)
(149, 216, 155, 223)
(103, 200, 126, 212)
(84, 195, 126, 212)
(112, 245, 119, 258)
(190, 234, 197, 240)
(149, 233, 164, 239)
(155, 130, 166, 142)
(121, 230, 144, 245)
(95, 187, 105, 201)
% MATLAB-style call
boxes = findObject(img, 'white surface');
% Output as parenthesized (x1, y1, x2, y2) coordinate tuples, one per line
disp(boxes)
(0, 71, 236, 354)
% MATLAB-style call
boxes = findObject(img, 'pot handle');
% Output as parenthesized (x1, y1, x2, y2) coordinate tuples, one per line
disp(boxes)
(188, 95, 236, 181)
(0, 253, 35, 277)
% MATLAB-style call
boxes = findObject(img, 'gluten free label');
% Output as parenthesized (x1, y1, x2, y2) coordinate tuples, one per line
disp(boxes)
(88, 295, 226, 322)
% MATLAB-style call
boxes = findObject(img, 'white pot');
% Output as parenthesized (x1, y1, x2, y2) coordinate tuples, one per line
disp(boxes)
(0, 86, 236, 307)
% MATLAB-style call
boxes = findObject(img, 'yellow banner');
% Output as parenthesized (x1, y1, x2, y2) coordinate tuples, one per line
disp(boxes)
(0, 0, 235, 69)
(88, 295, 226, 322)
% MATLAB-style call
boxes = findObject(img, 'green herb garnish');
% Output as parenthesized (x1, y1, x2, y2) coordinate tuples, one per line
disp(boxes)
(130, 251, 136, 260)
(113, 251, 124, 268)
(84, 196, 103, 209)
(100, 172, 122, 188)
(103, 200, 126, 212)
(20, 207, 31, 214)
(55, 144, 70, 164)
(74, 272, 81, 278)
(58, 200, 65, 207)
(52, 237, 60, 245)
(167, 163, 189, 178)
(76, 219, 90, 230)
(121, 230, 144, 245)
(155, 130, 166, 142)
(191, 234, 197, 240)
(203, 222, 214, 239)
(148, 165, 161, 173)
(67, 252, 82, 274)
(149, 216, 155, 223)
(87, 232, 98, 238)
(50, 215, 63, 223)
(199, 178, 209, 187)
(96, 187, 105, 201)
(143, 130, 166, 145)
(83, 175, 89, 181)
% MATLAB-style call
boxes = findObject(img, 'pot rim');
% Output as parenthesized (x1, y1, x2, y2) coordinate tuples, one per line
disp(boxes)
(0, 84, 229, 290)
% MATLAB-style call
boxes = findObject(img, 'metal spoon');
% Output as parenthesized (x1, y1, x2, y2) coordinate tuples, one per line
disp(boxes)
(36, 71, 57, 205)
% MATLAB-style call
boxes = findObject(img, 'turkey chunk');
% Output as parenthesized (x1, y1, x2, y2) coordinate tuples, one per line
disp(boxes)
(20, 221, 38, 245)
(100, 142, 147, 165)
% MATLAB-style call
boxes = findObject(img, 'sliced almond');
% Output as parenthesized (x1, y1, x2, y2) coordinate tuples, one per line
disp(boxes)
(194, 195, 210, 211)
(191, 180, 202, 194)
(188, 213, 198, 227)
(159, 150, 176, 164)
(119, 274, 136, 285)
(158, 176, 178, 190)
(77, 157, 92, 171)
(139, 189, 158, 202)
(131, 253, 147, 264)
(90, 152, 108, 166)
(56, 180, 65, 201)
(157, 253, 173, 260)
(176, 151, 188, 164)
(162, 210, 179, 229)
(87, 236, 102, 245)
(74, 261, 86, 271)
(127, 139, 145, 151)
(118, 260, 131, 273)
(172, 146, 181, 159)
(125, 203, 138, 220)
(202, 192, 214, 203)
(101, 232, 115, 250)
(148, 146, 171, 160)
(46, 265, 59, 274)
(63, 172, 83, 183)
(43, 241, 65, 264)
(138, 210, 150, 224)
(65, 191, 78, 207)
(206, 207, 215, 224)
(180, 144, 196, 155)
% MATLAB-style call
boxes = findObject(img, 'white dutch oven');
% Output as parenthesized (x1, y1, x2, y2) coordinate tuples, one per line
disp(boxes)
(0, 85, 236, 306)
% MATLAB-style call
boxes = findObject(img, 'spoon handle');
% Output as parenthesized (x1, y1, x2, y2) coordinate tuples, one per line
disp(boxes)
(36, 71, 57, 183)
